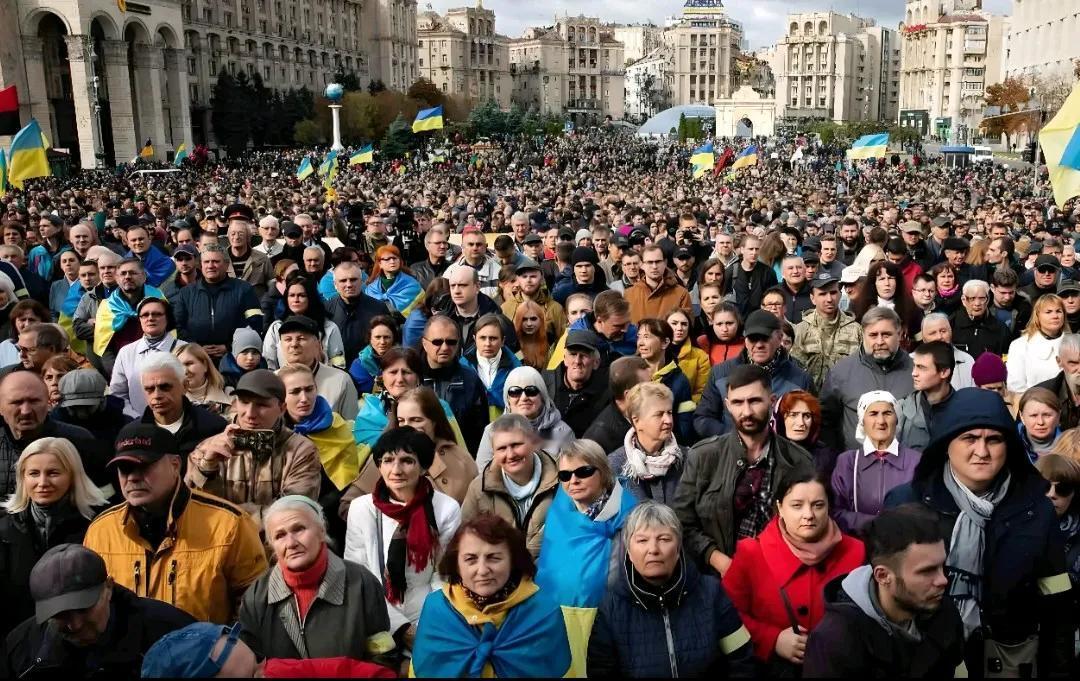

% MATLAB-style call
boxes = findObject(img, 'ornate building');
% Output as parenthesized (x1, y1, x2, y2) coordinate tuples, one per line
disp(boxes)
(663, 0, 743, 106)
(363, 0, 417, 92)
(417, 1, 510, 108)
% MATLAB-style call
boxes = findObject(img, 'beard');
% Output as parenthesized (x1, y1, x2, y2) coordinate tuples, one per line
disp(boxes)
(735, 412, 770, 437)
(1066, 371, 1080, 395)
(892, 575, 943, 616)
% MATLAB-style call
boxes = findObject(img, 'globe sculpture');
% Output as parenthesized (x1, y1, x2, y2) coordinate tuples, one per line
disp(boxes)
(325, 83, 344, 103)
(325, 83, 345, 150)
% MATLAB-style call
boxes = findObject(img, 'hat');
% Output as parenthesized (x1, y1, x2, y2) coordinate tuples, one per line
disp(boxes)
(628, 228, 649, 245)
(30, 544, 108, 624)
(802, 251, 820, 264)
(232, 327, 262, 356)
(811, 272, 839, 289)
(901, 221, 924, 235)
(282, 221, 302, 238)
(575, 228, 592, 244)
(141, 622, 244, 678)
(610, 234, 628, 249)
(224, 203, 255, 223)
(674, 247, 693, 260)
(943, 237, 970, 252)
(59, 369, 107, 408)
(839, 265, 867, 284)
(234, 369, 285, 402)
(514, 258, 542, 274)
(279, 314, 320, 337)
(1035, 254, 1061, 270)
(854, 391, 900, 443)
(557, 226, 576, 241)
(971, 352, 1008, 387)
(173, 243, 198, 259)
(931, 215, 953, 229)
(109, 422, 179, 468)
(884, 237, 907, 255)
(203, 206, 218, 217)
(1058, 279, 1080, 295)
(571, 247, 599, 265)
(564, 329, 600, 352)
(743, 309, 782, 338)
(922, 388, 1025, 464)
(522, 232, 542, 245)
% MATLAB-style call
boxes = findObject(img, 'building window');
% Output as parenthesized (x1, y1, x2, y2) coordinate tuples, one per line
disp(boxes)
(189, 83, 198, 102)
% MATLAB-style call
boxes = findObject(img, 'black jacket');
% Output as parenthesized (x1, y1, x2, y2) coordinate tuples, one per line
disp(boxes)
(420, 360, 488, 454)
(1036, 371, 1080, 431)
(432, 292, 518, 356)
(1, 585, 194, 679)
(139, 398, 227, 457)
(543, 364, 611, 438)
(582, 403, 631, 455)
(173, 277, 263, 347)
(723, 261, 777, 316)
(949, 310, 1011, 357)
(325, 293, 391, 364)
(50, 397, 132, 448)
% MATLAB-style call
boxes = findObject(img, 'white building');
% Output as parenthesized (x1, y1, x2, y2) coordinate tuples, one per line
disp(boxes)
(624, 49, 672, 122)
(610, 24, 663, 63)
(1005, 0, 1080, 80)
(417, 2, 510, 107)
(363, 0, 418, 92)
(663, 0, 743, 106)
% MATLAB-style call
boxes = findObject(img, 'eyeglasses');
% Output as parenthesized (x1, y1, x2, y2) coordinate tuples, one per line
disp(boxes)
(507, 386, 541, 399)
(379, 256, 400, 262)
(425, 337, 459, 347)
(1037, 266, 1059, 275)
(557, 465, 598, 483)
(139, 311, 165, 319)
(1050, 481, 1075, 497)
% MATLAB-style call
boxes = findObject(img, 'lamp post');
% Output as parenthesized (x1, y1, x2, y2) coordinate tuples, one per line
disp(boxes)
(325, 82, 344, 151)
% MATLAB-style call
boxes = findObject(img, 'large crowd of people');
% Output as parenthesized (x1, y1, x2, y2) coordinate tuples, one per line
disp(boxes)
(0, 126, 1076, 678)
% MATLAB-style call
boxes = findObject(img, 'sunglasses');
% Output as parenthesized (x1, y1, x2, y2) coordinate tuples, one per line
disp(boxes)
(1037, 266, 1059, 275)
(507, 385, 541, 399)
(557, 465, 598, 483)
(1050, 481, 1075, 497)
(425, 337, 459, 347)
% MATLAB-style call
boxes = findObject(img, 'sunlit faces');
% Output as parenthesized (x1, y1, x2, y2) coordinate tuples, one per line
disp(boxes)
(1020, 398, 1059, 442)
(382, 358, 419, 399)
(377, 449, 424, 500)
(491, 428, 537, 482)
(863, 319, 900, 359)
(22, 451, 72, 506)
(456, 531, 513, 598)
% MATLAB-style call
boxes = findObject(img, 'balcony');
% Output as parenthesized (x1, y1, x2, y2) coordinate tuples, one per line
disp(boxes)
(566, 98, 600, 111)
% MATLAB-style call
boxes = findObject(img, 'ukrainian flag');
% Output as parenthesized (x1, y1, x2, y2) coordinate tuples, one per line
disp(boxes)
(412, 105, 444, 133)
(173, 143, 188, 167)
(690, 141, 715, 179)
(0, 150, 6, 194)
(94, 285, 165, 356)
(296, 156, 314, 180)
(318, 150, 339, 189)
(7, 119, 51, 190)
(58, 281, 88, 356)
(349, 144, 374, 165)
(139, 138, 154, 159)
(1040, 80, 1080, 208)
(847, 133, 889, 160)
(731, 144, 759, 170)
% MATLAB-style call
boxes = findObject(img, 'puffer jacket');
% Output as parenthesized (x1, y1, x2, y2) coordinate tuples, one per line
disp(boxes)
(547, 312, 639, 370)
(694, 350, 814, 437)
(820, 348, 914, 451)
(791, 309, 862, 390)
(674, 340, 711, 403)
(461, 450, 560, 557)
(186, 422, 321, 526)
(172, 277, 264, 347)
(654, 361, 697, 443)
(624, 272, 692, 324)
(501, 288, 569, 342)
(83, 482, 268, 624)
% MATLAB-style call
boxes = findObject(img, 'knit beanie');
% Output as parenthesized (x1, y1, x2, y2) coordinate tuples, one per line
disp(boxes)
(232, 327, 263, 357)
(572, 246, 599, 265)
(970, 351, 1007, 386)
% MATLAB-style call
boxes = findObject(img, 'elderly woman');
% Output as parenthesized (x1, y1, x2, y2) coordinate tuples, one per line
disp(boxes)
(349, 315, 400, 395)
(344, 427, 461, 655)
(1018, 387, 1062, 463)
(587, 501, 756, 677)
(1007, 293, 1069, 393)
(239, 495, 396, 663)
(475, 366, 574, 472)
(830, 391, 922, 533)
(462, 414, 560, 558)
(0, 300, 49, 368)
(535, 440, 636, 676)
(773, 390, 836, 476)
(410, 514, 571, 678)
(363, 245, 424, 316)
(929, 263, 962, 316)
(725, 471, 864, 673)
(0, 438, 109, 635)
(464, 313, 522, 422)
(609, 382, 686, 503)
(174, 343, 233, 415)
(1033, 454, 1080, 588)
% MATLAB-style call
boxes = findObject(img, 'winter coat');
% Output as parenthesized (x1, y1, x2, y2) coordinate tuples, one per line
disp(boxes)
(173, 277, 264, 348)
(238, 551, 395, 662)
(673, 433, 815, 561)
(432, 292, 518, 356)
(803, 567, 966, 678)
(313, 363, 359, 421)
(897, 389, 954, 452)
(543, 364, 612, 438)
(501, 288, 569, 342)
(547, 312, 639, 371)
(654, 361, 697, 443)
(461, 450, 560, 557)
(419, 360, 489, 454)
(781, 281, 814, 324)
(233, 248, 274, 298)
(694, 350, 814, 438)
(791, 309, 862, 390)
(325, 293, 393, 364)
(820, 348, 915, 451)
(217, 351, 268, 390)
(263, 318, 346, 370)
(724, 261, 778, 316)
(949, 310, 1011, 357)
(624, 273, 692, 324)
(1035, 371, 1080, 431)
(1006, 331, 1064, 394)
(49, 397, 132, 449)
(831, 445, 921, 533)
(410, 257, 451, 290)
(551, 271, 609, 306)
(674, 340, 711, 403)
(583, 404, 633, 455)
(608, 444, 686, 504)
(698, 334, 744, 365)
(725, 518, 865, 662)
(138, 398, 228, 457)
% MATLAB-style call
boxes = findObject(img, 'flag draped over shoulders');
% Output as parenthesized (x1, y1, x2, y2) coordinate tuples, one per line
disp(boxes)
(133, 246, 177, 288)
(58, 281, 87, 355)
(94, 285, 165, 356)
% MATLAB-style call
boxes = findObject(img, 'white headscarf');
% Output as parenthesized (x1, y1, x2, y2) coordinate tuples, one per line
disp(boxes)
(854, 390, 900, 444)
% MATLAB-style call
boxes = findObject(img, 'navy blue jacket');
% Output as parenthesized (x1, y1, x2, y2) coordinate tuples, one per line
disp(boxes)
(420, 359, 488, 454)
(694, 350, 814, 437)
(172, 277, 263, 347)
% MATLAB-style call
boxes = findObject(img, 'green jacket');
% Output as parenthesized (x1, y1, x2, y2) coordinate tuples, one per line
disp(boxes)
(792, 309, 863, 390)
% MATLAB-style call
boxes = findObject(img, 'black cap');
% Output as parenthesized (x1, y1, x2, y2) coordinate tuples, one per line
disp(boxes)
(522, 232, 542, 245)
(514, 258, 542, 274)
(943, 237, 970, 252)
(282, 221, 302, 238)
(931, 215, 953, 229)
(610, 235, 629, 249)
(173, 244, 198, 259)
(674, 247, 693, 260)
(1035, 254, 1061, 270)
(802, 251, 820, 264)
(30, 544, 108, 623)
(109, 422, 179, 468)
(557, 227, 576, 241)
(278, 314, 320, 337)
(811, 272, 839, 289)
(234, 369, 286, 402)
(883, 237, 907, 255)
(743, 309, 782, 338)
(571, 247, 599, 265)
(628, 229, 649, 245)
(1058, 279, 1080, 295)
(224, 203, 255, 223)
(564, 329, 600, 352)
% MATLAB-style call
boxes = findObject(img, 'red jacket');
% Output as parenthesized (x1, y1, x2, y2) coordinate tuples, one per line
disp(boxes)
(723, 518, 865, 661)
(262, 658, 396, 678)
(697, 334, 743, 365)
(900, 258, 923, 291)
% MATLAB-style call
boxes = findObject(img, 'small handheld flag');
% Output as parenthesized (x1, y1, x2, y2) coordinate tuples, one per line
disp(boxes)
(1040, 80, 1080, 208)
(349, 144, 374, 166)
(7, 119, 51, 190)
(847, 133, 889, 160)
(296, 156, 314, 180)
(139, 139, 154, 158)
(731, 145, 759, 170)
(173, 143, 188, 167)
(690, 142, 715, 179)
(412, 105, 444, 133)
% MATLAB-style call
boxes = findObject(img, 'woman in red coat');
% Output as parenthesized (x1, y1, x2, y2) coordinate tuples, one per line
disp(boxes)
(724, 470, 864, 675)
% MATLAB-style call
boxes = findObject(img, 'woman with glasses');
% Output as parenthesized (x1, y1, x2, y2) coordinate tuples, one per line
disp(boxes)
(349, 314, 401, 395)
(403, 278, 449, 349)
(1007, 293, 1069, 393)
(363, 245, 424, 316)
(262, 274, 345, 370)
(535, 440, 636, 676)
(1033, 454, 1080, 590)
(1017, 387, 1062, 463)
(475, 366, 574, 472)
(608, 382, 685, 503)
(760, 287, 787, 323)
(0, 300, 49, 368)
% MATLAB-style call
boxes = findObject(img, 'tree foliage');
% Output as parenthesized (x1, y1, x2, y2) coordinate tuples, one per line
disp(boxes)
(211, 69, 313, 150)
(985, 77, 1029, 113)
(380, 114, 413, 159)
(210, 69, 251, 157)
(294, 119, 323, 146)
(407, 78, 445, 109)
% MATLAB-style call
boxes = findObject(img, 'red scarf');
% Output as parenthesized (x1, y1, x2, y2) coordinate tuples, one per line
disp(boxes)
(280, 544, 329, 621)
(778, 517, 843, 567)
(371, 477, 438, 604)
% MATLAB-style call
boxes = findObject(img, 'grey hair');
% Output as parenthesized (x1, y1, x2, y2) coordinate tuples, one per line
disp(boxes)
(201, 243, 231, 263)
(303, 246, 325, 262)
(511, 211, 529, 225)
(558, 438, 613, 491)
(621, 501, 683, 548)
(920, 312, 951, 332)
(962, 279, 989, 297)
(861, 305, 901, 330)
(489, 413, 538, 439)
(263, 495, 327, 536)
(424, 225, 449, 245)
(1061, 333, 1080, 356)
(259, 215, 279, 230)
(138, 350, 186, 385)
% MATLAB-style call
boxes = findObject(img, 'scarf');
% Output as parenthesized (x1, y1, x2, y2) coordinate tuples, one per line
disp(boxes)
(476, 351, 501, 389)
(501, 453, 542, 524)
(621, 428, 682, 480)
(1060, 512, 1080, 539)
(582, 490, 611, 520)
(778, 516, 844, 567)
(29, 499, 70, 547)
(746, 347, 785, 375)
(463, 577, 519, 609)
(280, 544, 329, 621)
(292, 396, 333, 435)
(938, 284, 959, 299)
(371, 476, 438, 604)
(942, 464, 1011, 636)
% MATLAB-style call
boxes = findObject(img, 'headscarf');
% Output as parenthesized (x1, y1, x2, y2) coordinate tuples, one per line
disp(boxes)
(502, 366, 564, 434)
(854, 390, 900, 444)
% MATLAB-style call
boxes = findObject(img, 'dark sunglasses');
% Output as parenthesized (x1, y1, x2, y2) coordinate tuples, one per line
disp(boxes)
(1037, 266, 1059, 275)
(558, 465, 598, 483)
(1051, 481, 1075, 497)
(425, 337, 459, 347)
(507, 386, 541, 399)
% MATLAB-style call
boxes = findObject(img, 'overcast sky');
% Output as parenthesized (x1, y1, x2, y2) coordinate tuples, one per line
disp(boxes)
(424, 0, 1012, 50)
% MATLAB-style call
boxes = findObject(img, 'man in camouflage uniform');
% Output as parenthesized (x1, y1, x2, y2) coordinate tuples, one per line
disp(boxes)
(792, 273, 862, 390)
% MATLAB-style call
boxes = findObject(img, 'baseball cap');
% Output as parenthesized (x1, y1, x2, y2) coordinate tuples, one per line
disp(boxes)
(173, 243, 198, 259)
(901, 221, 923, 235)
(142, 622, 243, 678)
(840, 265, 867, 284)
(884, 237, 907, 255)
(610, 234, 629, 249)
(931, 215, 953, 229)
(282, 221, 302, 238)
(802, 251, 820, 265)
(743, 309, 782, 338)
(565, 329, 600, 352)
(279, 314, 320, 337)
(224, 203, 255, 223)
(234, 369, 286, 402)
(30, 544, 108, 624)
(1035, 254, 1061, 270)
(674, 247, 693, 260)
(59, 369, 107, 408)
(628, 229, 649, 245)
(514, 258, 542, 274)
(943, 237, 970, 252)
(522, 232, 542, 245)
(1058, 279, 1080, 295)
(811, 272, 839, 289)
(109, 422, 179, 468)
(557, 226, 576, 241)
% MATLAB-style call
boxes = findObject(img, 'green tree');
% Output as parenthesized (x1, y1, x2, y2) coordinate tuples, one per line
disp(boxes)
(521, 107, 541, 137)
(294, 119, 322, 146)
(333, 67, 362, 92)
(677, 113, 688, 142)
(380, 114, 412, 159)
(342, 91, 380, 143)
(407, 78, 445, 109)
(468, 99, 505, 137)
(249, 72, 271, 148)
(368, 79, 387, 95)
(505, 103, 525, 135)
(210, 69, 250, 156)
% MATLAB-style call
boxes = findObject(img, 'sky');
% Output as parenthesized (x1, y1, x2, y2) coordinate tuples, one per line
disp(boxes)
(424, 0, 1012, 50)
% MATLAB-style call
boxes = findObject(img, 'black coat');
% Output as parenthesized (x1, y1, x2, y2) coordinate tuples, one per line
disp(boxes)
(543, 364, 611, 438)
(724, 261, 777, 316)
(325, 293, 392, 364)
(419, 361, 488, 454)
(49, 397, 132, 449)
(949, 310, 1011, 357)
(0, 585, 194, 679)
(582, 403, 631, 455)
(138, 398, 227, 457)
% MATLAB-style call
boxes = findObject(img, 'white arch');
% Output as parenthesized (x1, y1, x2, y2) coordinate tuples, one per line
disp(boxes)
(22, 7, 74, 35)
(87, 11, 120, 40)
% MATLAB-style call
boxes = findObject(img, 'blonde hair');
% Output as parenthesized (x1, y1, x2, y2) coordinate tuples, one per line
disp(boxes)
(1023, 293, 1071, 339)
(624, 382, 674, 421)
(276, 363, 315, 383)
(3, 438, 108, 518)
(559, 439, 614, 491)
(173, 343, 227, 392)
(1051, 427, 1080, 465)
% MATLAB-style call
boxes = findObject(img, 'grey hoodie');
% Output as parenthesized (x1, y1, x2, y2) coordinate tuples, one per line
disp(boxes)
(840, 565, 922, 642)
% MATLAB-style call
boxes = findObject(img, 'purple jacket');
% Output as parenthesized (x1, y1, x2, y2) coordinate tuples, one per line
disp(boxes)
(831, 445, 922, 533)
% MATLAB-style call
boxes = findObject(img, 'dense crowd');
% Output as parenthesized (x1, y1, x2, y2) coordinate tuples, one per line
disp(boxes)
(0, 127, 1076, 678)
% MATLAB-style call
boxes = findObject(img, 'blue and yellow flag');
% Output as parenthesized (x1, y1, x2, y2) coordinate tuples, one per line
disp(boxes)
(139, 138, 154, 158)
(690, 141, 715, 179)
(847, 133, 889, 160)
(412, 105, 444, 133)
(58, 281, 88, 356)
(731, 144, 759, 170)
(93, 285, 165, 356)
(295, 156, 314, 180)
(1040, 80, 1080, 208)
(0, 150, 6, 194)
(173, 143, 188, 167)
(7, 119, 51, 190)
(318, 150, 339, 189)
(349, 144, 374, 166)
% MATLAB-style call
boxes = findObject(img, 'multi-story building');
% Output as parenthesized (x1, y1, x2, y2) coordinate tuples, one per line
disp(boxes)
(417, 2, 510, 107)
(775, 12, 899, 124)
(624, 49, 672, 122)
(509, 16, 626, 123)
(363, 0, 418, 92)
(663, 0, 743, 105)
(1005, 0, 1080, 80)
(899, 0, 1006, 141)
(610, 24, 663, 64)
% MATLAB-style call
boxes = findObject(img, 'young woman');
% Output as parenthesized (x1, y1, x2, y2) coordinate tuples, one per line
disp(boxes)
(349, 315, 400, 395)
(690, 257, 725, 314)
(263, 274, 345, 370)
(48, 250, 81, 321)
(513, 300, 549, 371)
(666, 308, 710, 403)
(173, 343, 233, 415)
(1016, 387, 1062, 463)
(1007, 293, 1069, 393)
(363, 245, 424, 316)
(636, 318, 695, 443)
(692, 281, 724, 340)
(41, 355, 79, 408)
(697, 301, 743, 364)
(853, 261, 921, 344)
(465, 314, 521, 421)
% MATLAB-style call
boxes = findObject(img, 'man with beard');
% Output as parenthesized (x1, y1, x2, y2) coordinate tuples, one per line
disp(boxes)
(1035, 333, 1080, 430)
(837, 218, 864, 265)
(501, 259, 568, 341)
(804, 506, 965, 677)
(674, 364, 814, 577)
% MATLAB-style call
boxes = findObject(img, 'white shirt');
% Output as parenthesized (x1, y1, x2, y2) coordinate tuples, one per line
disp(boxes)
(109, 336, 187, 418)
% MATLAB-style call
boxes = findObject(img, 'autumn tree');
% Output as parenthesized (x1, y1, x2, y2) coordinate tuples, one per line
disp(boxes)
(407, 78, 445, 109)
(984, 77, 1029, 113)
